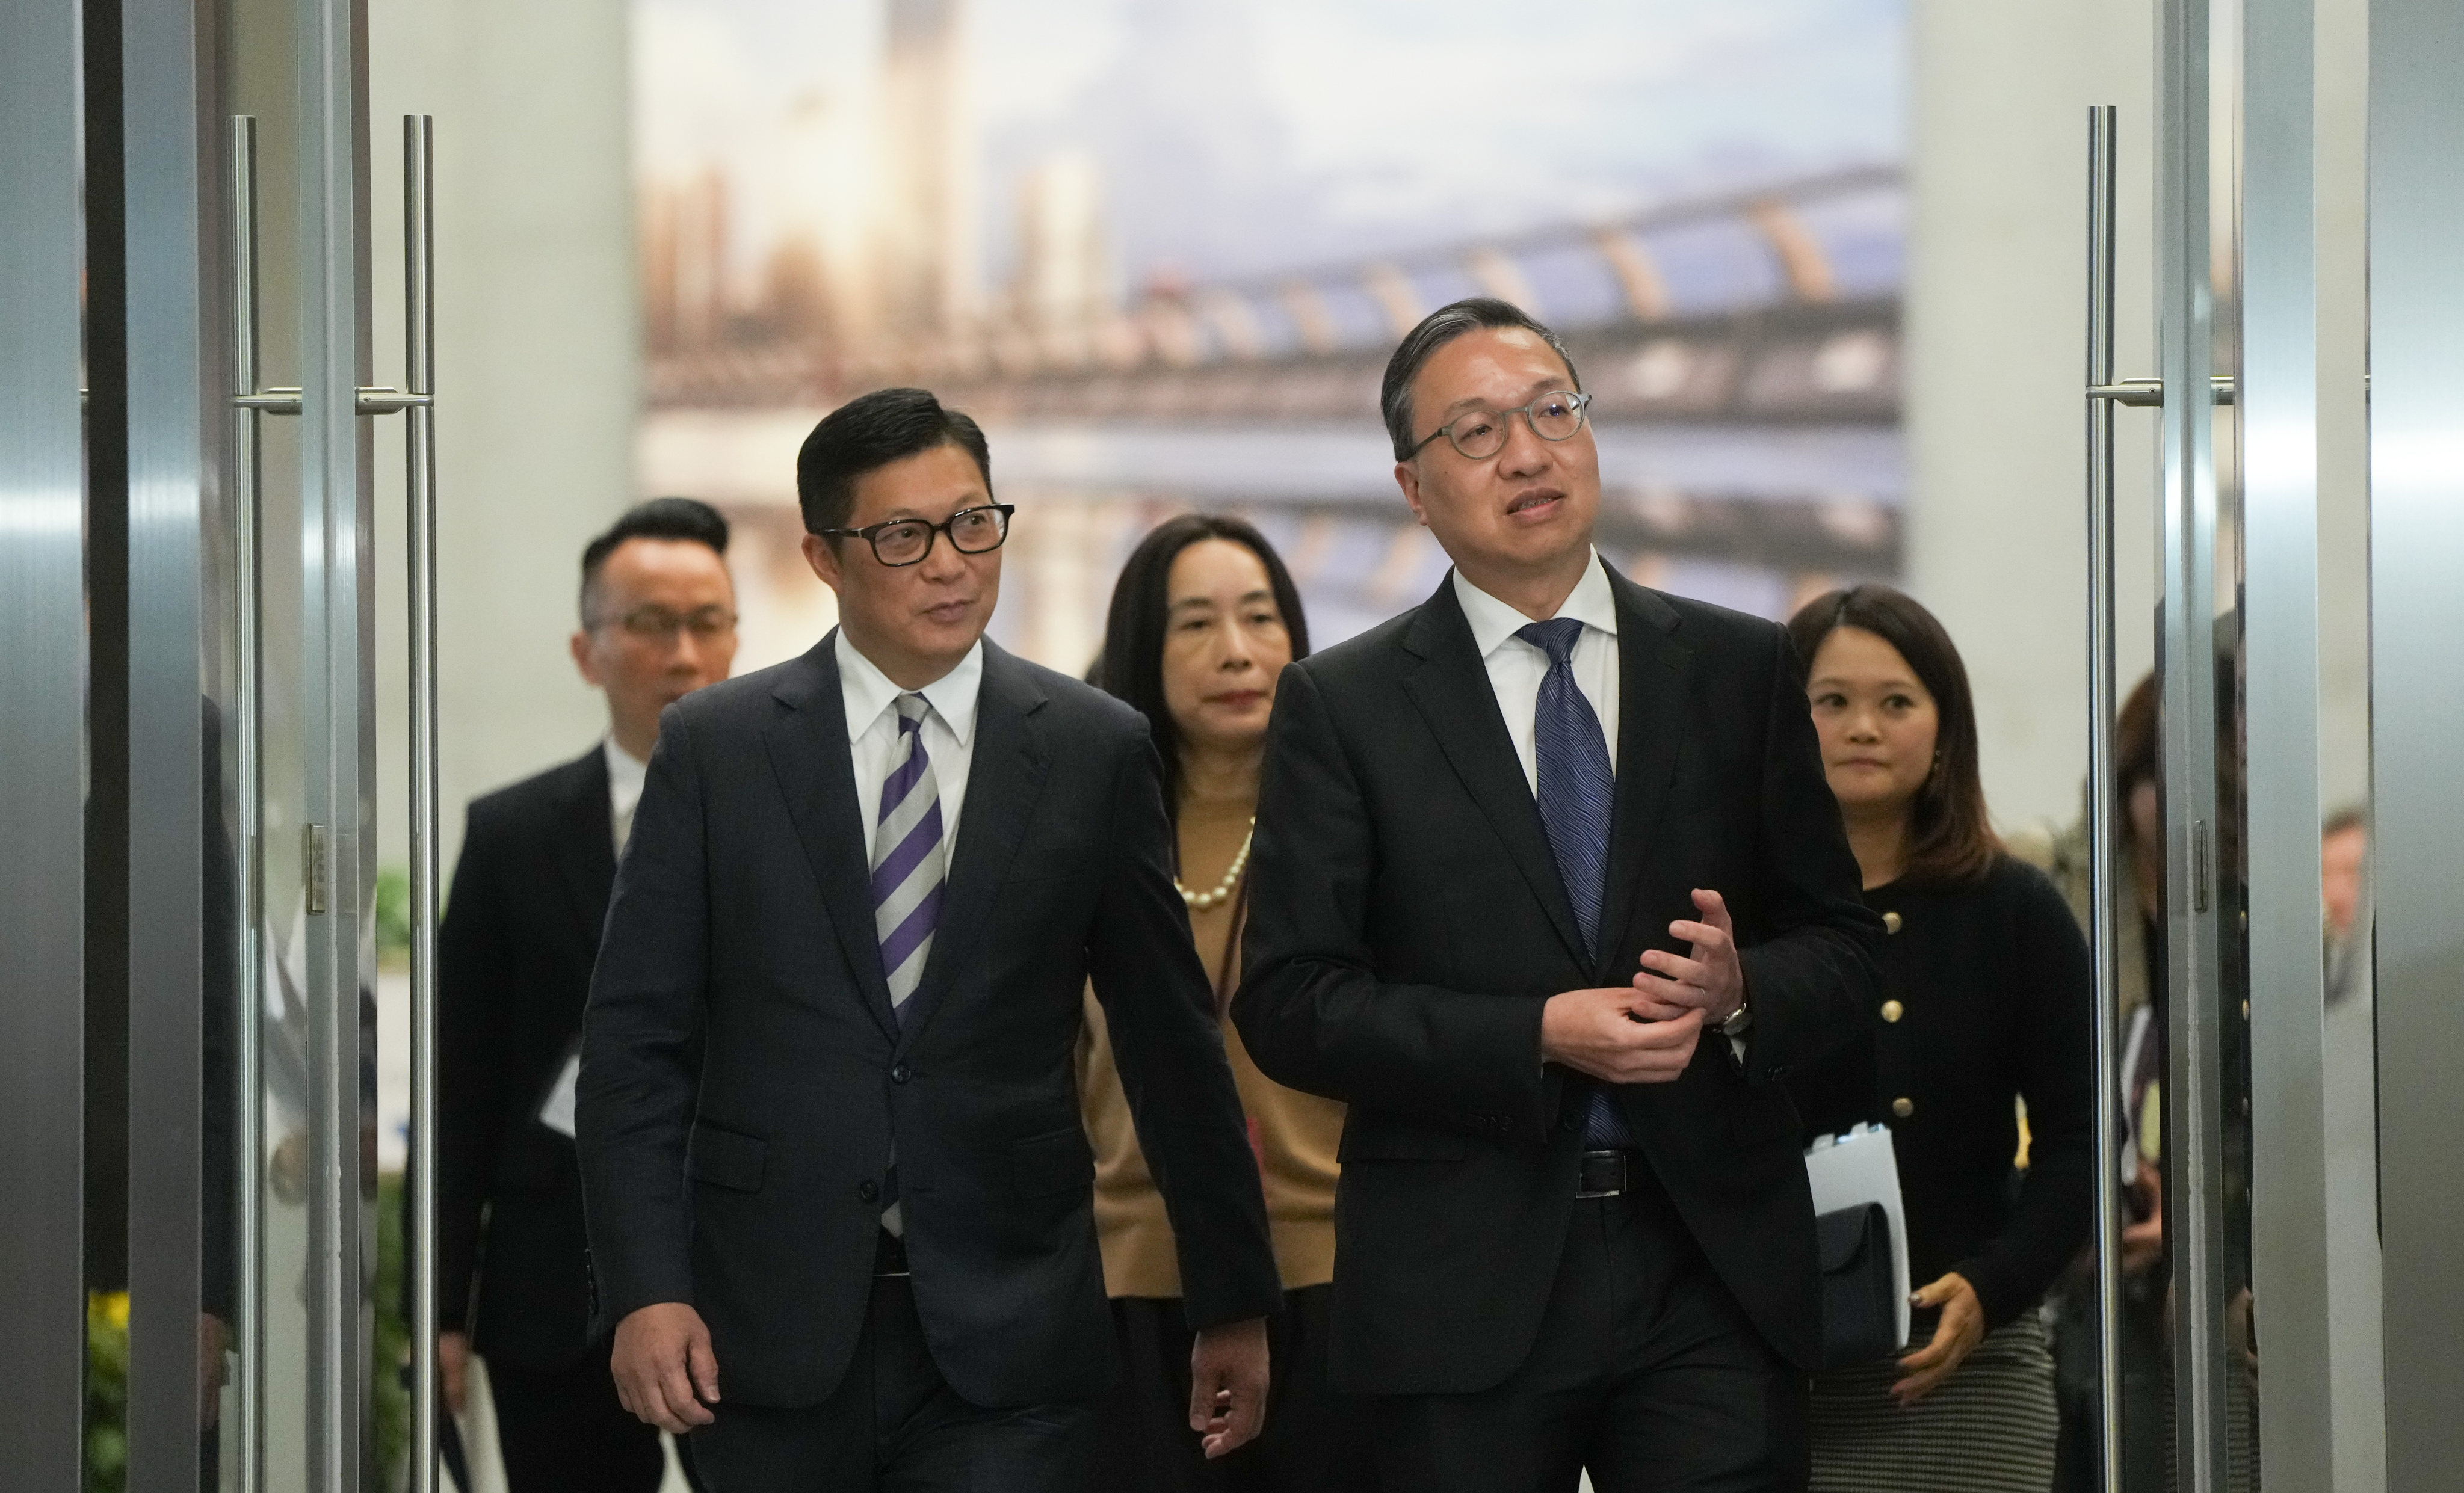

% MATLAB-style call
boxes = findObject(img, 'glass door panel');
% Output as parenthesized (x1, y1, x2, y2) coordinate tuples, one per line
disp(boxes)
(217, 0, 380, 1485)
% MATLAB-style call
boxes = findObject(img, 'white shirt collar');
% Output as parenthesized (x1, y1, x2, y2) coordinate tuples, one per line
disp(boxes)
(1451, 549, 1621, 660)
(603, 735, 648, 808)
(835, 629, 984, 747)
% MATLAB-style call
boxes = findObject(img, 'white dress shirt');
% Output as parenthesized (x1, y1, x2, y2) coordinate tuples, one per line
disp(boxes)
(837, 630, 983, 848)
(543, 737, 652, 1134)
(1453, 551, 1621, 795)
(604, 736, 649, 854)
(1458, 556, 1743, 1055)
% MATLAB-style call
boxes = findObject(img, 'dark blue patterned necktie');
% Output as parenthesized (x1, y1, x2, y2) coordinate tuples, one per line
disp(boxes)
(1517, 617, 1635, 1151)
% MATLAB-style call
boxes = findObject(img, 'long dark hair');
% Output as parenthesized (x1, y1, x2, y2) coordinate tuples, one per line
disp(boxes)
(1786, 583, 2001, 888)
(1092, 513, 1311, 821)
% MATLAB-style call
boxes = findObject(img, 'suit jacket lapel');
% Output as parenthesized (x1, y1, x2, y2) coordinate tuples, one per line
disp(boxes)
(892, 641, 1049, 1054)
(1399, 577, 1590, 968)
(553, 747, 619, 962)
(1597, 567, 1693, 972)
(762, 634, 900, 1041)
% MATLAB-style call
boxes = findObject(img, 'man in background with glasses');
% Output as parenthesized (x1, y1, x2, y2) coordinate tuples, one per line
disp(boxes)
(1237, 298, 1879, 1491)
(578, 388, 1280, 1490)
(425, 496, 737, 1492)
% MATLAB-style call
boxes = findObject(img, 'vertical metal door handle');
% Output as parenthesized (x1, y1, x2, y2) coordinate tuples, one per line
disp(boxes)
(2082, 103, 2128, 1493)
(403, 113, 443, 1493)
(227, 111, 268, 1493)
(235, 110, 443, 1493)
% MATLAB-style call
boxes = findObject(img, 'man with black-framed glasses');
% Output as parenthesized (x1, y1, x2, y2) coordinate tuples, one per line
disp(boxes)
(425, 496, 737, 1493)
(578, 387, 1280, 1490)
(1237, 298, 1880, 1491)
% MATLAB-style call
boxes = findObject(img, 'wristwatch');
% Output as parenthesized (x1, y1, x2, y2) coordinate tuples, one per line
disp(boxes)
(1714, 990, 1755, 1039)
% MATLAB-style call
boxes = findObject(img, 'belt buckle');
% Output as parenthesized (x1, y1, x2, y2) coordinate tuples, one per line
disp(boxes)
(1575, 1150, 1626, 1199)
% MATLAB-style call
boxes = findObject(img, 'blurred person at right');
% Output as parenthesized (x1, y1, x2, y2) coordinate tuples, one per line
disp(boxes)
(1780, 585, 2093, 1493)
(1077, 513, 1374, 1492)
(2320, 806, 2369, 1006)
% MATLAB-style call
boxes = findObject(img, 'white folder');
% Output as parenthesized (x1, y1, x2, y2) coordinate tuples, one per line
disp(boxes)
(1803, 1122, 1912, 1349)
(537, 1053, 582, 1139)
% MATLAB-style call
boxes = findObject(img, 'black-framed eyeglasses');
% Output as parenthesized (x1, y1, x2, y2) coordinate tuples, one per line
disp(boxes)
(1406, 390, 1593, 461)
(597, 605, 738, 642)
(817, 503, 1016, 567)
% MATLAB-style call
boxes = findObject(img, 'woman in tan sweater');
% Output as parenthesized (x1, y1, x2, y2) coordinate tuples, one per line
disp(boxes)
(1079, 514, 1369, 1492)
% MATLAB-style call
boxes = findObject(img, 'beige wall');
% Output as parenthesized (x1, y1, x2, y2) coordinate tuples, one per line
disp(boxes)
(1906, 0, 2162, 834)
(369, 0, 641, 873)
(1907, 0, 2371, 833)
(2314, 0, 2370, 821)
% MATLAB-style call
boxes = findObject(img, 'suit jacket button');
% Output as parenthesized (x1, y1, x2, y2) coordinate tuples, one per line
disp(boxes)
(857, 1180, 880, 1203)
(891, 1064, 912, 1085)
(1891, 1097, 1915, 1119)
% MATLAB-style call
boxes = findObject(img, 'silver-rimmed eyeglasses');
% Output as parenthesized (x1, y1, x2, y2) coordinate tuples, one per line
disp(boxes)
(818, 503, 1016, 567)
(1406, 390, 1593, 461)
(597, 605, 738, 642)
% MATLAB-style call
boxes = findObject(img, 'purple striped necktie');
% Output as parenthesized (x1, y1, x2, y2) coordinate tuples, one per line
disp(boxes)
(874, 694, 947, 1016)
(1517, 617, 1635, 1152)
(872, 693, 946, 1235)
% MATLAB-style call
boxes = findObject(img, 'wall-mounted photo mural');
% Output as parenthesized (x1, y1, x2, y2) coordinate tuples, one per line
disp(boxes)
(632, 0, 1907, 673)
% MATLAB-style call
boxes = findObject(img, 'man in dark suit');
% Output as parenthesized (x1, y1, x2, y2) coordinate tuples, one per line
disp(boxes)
(1235, 299, 1882, 1492)
(429, 497, 739, 1492)
(576, 389, 1282, 1491)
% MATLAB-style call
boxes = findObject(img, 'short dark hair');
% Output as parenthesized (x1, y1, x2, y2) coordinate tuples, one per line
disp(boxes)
(578, 496, 730, 626)
(1786, 583, 2002, 888)
(1380, 297, 1582, 461)
(1090, 513, 1310, 825)
(2116, 672, 2158, 801)
(2111, 673, 2160, 866)
(795, 387, 992, 537)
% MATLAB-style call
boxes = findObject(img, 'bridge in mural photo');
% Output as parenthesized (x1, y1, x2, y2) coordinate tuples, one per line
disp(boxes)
(640, 165, 1906, 643)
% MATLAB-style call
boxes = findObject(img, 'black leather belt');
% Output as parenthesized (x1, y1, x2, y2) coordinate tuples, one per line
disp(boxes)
(1576, 1150, 1631, 1199)
(874, 1228, 910, 1278)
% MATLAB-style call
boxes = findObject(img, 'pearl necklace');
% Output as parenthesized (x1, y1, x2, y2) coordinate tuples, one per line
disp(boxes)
(1176, 818, 1255, 911)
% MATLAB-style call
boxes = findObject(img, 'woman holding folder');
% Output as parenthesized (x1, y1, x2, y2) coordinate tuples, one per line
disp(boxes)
(1782, 585, 2095, 1493)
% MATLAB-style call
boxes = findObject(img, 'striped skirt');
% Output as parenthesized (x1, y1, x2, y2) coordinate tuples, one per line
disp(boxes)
(1807, 1308, 2061, 1493)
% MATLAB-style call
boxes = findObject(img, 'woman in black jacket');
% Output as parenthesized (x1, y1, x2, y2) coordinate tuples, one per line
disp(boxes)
(1783, 584, 2093, 1493)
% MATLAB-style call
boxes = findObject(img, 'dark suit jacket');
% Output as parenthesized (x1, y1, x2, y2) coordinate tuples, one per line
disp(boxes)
(428, 744, 618, 1371)
(1234, 562, 1881, 1394)
(576, 633, 1281, 1409)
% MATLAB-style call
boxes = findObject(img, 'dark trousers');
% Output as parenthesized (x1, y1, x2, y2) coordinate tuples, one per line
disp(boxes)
(489, 1347, 671, 1493)
(1087, 1283, 1380, 1493)
(1369, 1174, 1809, 1493)
(2047, 1264, 2171, 1493)
(688, 1273, 1096, 1492)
